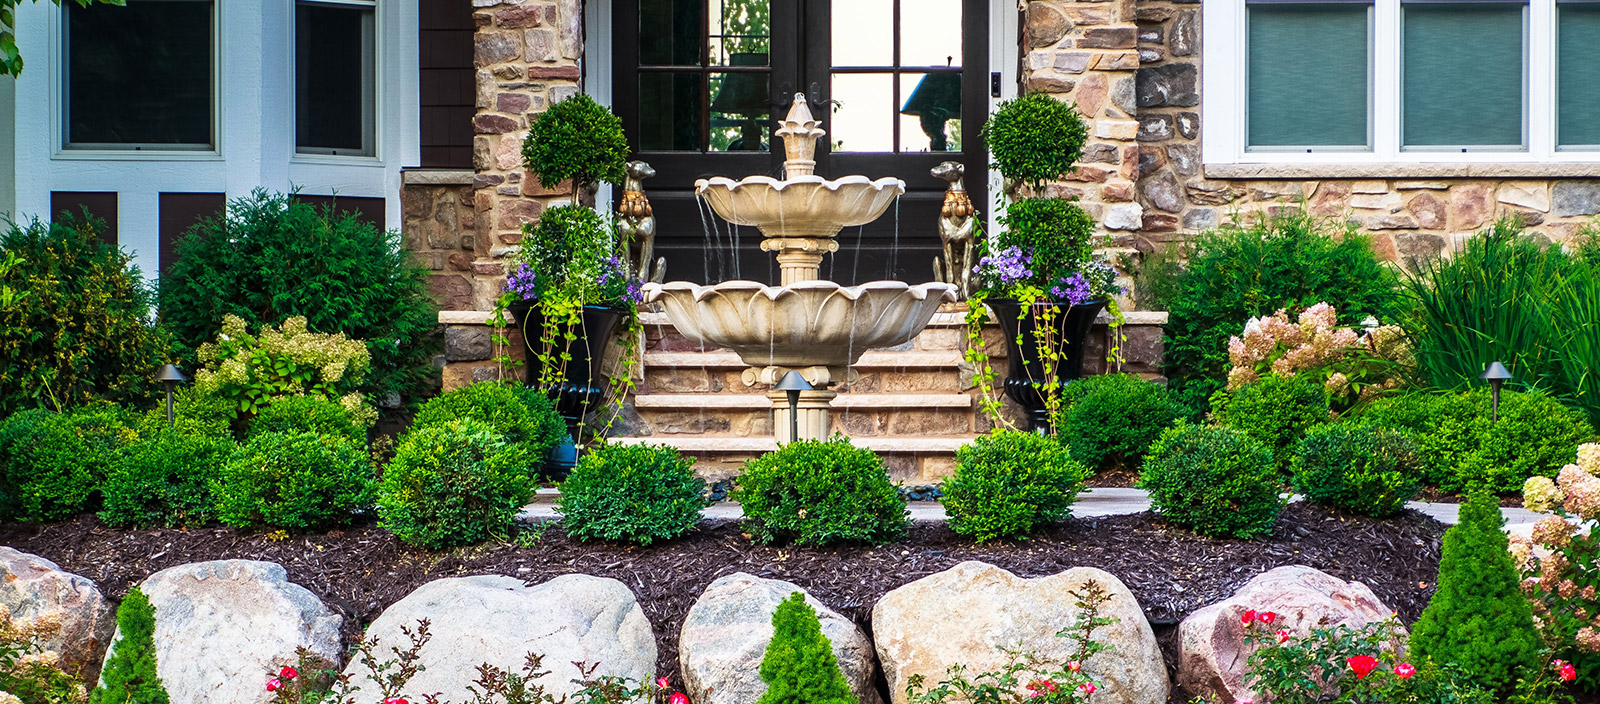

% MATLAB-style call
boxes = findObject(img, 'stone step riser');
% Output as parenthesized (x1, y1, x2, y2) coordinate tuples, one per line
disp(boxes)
(633, 406, 979, 438)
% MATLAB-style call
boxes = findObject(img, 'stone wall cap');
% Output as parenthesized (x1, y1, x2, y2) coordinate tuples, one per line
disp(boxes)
(402, 169, 475, 186)
(1205, 162, 1600, 180)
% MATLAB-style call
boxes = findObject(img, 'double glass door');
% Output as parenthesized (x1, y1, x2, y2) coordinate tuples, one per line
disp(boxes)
(613, 0, 990, 285)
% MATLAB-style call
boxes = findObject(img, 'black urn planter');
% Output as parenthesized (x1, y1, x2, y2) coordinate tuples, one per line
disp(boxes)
(507, 299, 627, 448)
(986, 297, 1109, 432)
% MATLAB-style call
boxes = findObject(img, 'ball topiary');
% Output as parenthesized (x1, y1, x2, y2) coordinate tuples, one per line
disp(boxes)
(522, 92, 628, 193)
(1291, 423, 1422, 517)
(980, 92, 1089, 188)
(1058, 374, 1189, 471)
(247, 394, 366, 445)
(100, 431, 234, 528)
(941, 430, 1087, 542)
(1210, 374, 1330, 474)
(1139, 422, 1284, 538)
(1410, 492, 1542, 692)
(558, 442, 706, 545)
(213, 431, 374, 532)
(0, 404, 135, 521)
(376, 419, 534, 550)
(755, 592, 856, 704)
(992, 197, 1098, 285)
(732, 437, 908, 546)
(89, 587, 168, 704)
(411, 382, 565, 476)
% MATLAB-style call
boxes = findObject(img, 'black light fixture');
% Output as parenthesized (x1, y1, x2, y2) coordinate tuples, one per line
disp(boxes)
(155, 364, 188, 428)
(774, 370, 812, 443)
(710, 52, 771, 151)
(1481, 361, 1512, 423)
(901, 66, 962, 151)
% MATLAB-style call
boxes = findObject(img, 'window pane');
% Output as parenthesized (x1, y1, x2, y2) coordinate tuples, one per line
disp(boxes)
(831, 0, 892, 66)
(67, 0, 213, 148)
(640, 0, 702, 66)
(297, 2, 375, 155)
(710, 70, 771, 151)
(638, 73, 703, 150)
(710, 0, 770, 66)
(830, 73, 894, 152)
(901, 0, 962, 68)
(1403, 3, 1524, 147)
(1559, 4, 1600, 147)
(900, 72, 962, 152)
(1247, 3, 1369, 148)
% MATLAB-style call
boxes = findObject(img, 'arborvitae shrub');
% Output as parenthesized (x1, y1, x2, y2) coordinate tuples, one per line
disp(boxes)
(1211, 374, 1330, 474)
(247, 394, 366, 445)
(100, 431, 234, 528)
(1409, 492, 1542, 692)
(1139, 422, 1284, 538)
(90, 587, 169, 704)
(0, 405, 135, 521)
(733, 438, 908, 546)
(558, 442, 706, 545)
(1058, 373, 1188, 471)
(213, 431, 375, 532)
(412, 382, 565, 477)
(756, 593, 857, 704)
(1291, 423, 1421, 517)
(941, 430, 1086, 542)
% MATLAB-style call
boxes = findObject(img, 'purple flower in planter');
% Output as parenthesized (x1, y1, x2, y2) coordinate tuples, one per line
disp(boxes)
(1051, 272, 1093, 305)
(977, 246, 1034, 286)
(505, 263, 540, 301)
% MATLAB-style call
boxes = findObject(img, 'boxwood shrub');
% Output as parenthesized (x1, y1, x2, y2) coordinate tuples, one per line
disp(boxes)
(248, 394, 366, 445)
(376, 419, 533, 549)
(1291, 423, 1421, 517)
(0, 404, 135, 521)
(1139, 422, 1284, 538)
(1210, 374, 1330, 474)
(412, 382, 565, 476)
(732, 437, 908, 546)
(213, 431, 374, 532)
(1058, 374, 1188, 471)
(558, 442, 706, 545)
(101, 431, 234, 528)
(941, 430, 1087, 542)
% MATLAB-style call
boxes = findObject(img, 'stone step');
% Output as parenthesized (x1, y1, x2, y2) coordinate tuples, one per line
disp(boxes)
(632, 393, 974, 410)
(643, 350, 965, 369)
(611, 435, 974, 453)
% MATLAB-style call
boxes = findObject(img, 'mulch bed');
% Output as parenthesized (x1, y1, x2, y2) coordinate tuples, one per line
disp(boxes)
(0, 503, 1446, 701)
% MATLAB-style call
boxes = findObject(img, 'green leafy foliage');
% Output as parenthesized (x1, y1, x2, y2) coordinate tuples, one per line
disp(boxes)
(941, 431, 1086, 542)
(732, 438, 909, 546)
(756, 593, 857, 704)
(558, 442, 706, 545)
(1291, 423, 1422, 517)
(521, 93, 628, 192)
(1161, 211, 1406, 412)
(0, 404, 135, 521)
(1138, 422, 1285, 538)
(0, 213, 167, 414)
(1211, 375, 1331, 474)
(247, 394, 365, 445)
(1410, 492, 1543, 692)
(213, 431, 375, 532)
(412, 382, 565, 477)
(1057, 374, 1188, 471)
(190, 315, 377, 426)
(981, 92, 1089, 188)
(158, 191, 440, 402)
(1359, 389, 1594, 494)
(514, 205, 632, 307)
(133, 387, 233, 439)
(376, 419, 533, 549)
(1244, 615, 1498, 704)
(89, 587, 169, 704)
(100, 431, 233, 528)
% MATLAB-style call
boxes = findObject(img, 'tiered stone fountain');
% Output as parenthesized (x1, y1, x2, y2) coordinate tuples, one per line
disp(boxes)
(642, 94, 956, 443)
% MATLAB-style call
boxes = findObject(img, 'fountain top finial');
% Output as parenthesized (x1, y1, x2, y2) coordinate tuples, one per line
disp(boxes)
(775, 93, 825, 178)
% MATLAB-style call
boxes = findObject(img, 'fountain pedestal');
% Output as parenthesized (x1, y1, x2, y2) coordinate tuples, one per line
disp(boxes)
(769, 389, 838, 443)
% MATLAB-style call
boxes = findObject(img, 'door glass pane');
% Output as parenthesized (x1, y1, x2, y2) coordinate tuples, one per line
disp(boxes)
(711, 70, 772, 151)
(900, 72, 962, 152)
(638, 73, 703, 150)
(296, 2, 375, 156)
(1559, 3, 1600, 147)
(1403, 3, 1524, 147)
(831, 73, 894, 152)
(1247, 3, 1369, 148)
(67, 0, 213, 148)
(710, 0, 770, 66)
(900, 0, 962, 68)
(831, 0, 892, 66)
(640, 0, 702, 66)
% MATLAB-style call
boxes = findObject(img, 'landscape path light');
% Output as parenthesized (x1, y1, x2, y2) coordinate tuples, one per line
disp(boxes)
(774, 371, 812, 445)
(155, 364, 188, 428)
(1481, 361, 1512, 423)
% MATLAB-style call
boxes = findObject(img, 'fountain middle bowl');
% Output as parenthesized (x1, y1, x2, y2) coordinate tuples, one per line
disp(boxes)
(642, 279, 956, 370)
(695, 175, 906, 240)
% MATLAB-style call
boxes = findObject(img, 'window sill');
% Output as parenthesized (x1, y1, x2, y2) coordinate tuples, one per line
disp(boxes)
(51, 149, 223, 162)
(1203, 162, 1600, 180)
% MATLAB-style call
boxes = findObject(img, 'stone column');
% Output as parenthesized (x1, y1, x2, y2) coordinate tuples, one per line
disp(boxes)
(769, 389, 837, 443)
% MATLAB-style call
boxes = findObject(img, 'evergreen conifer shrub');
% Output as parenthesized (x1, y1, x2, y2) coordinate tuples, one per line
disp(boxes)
(756, 593, 857, 704)
(1409, 492, 1542, 692)
(90, 588, 169, 704)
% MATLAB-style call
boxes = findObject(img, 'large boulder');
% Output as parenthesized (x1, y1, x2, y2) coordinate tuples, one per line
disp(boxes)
(872, 561, 1168, 704)
(344, 574, 655, 699)
(103, 560, 342, 704)
(1178, 566, 1398, 704)
(680, 573, 881, 704)
(0, 547, 115, 682)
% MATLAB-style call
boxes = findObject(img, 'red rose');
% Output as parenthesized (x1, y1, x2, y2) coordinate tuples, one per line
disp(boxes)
(266, 679, 283, 693)
(1347, 655, 1378, 680)
(657, 678, 670, 690)
(1241, 609, 1258, 626)
(1394, 663, 1416, 680)
(1275, 630, 1290, 644)
(1558, 660, 1578, 682)
(1078, 683, 1096, 694)
(279, 667, 298, 680)
(670, 693, 689, 704)
(1258, 611, 1277, 625)
(384, 698, 409, 704)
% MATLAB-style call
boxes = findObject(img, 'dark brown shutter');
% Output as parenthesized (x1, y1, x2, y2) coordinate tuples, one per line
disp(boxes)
(419, 0, 474, 169)
(50, 191, 118, 246)
(291, 194, 387, 231)
(158, 192, 226, 276)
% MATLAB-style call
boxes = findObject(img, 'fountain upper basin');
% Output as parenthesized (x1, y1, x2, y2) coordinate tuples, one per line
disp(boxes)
(695, 175, 906, 240)
(641, 279, 954, 371)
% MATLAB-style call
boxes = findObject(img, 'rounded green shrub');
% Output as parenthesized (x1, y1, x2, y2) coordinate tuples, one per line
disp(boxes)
(1059, 374, 1189, 471)
(412, 382, 564, 475)
(941, 430, 1086, 542)
(0, 405, 135, 521)
(558, 442, 705, 545)
(100, 431, 234, 528)
(1211, 374, 1330, 474)
(1291, 423, 1422, 517)
(248, 395, 365, 444)
(376, 419, 533, 549)
(981, 92, 1089, 188)
(1139, 422, 1284, 538)
(732, 438, 908, 546)
(522, 92, 628, 192)
(213, 431, 374, 532)
(134, 387, 234, 439)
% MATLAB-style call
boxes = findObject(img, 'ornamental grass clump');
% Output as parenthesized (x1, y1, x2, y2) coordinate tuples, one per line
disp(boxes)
(942, 430, 1087, 542)
(1138, 422, 1284, 539)
(1057, 374, 1188, 471)
(213, 431, 375, 532)
(1291, 423, 1421, 518)
(733, 438, 908, 546)
(89, 588, 167, 704)
(0, 404, 135, 522)
(558, 442, 706, 546)
(1516, 442, 1600, 691)
(377, 419, 534, 550)
(411, 382, 565, 477)
(1211, 374, 1331, 475)
(100, 431, 234, 528)
(756, 593, 856, 704)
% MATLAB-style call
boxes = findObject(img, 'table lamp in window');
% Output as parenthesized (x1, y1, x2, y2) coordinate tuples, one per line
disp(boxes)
(711, 52, 771, 151)
(901, 72, 962, 152)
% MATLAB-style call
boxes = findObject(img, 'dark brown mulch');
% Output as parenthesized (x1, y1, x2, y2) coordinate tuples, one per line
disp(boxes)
(1086, 468, 1141, 488)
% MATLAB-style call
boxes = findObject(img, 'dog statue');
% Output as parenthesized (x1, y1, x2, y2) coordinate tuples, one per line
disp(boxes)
(931, 161, 976, 299)
(617, 160, 665, 284)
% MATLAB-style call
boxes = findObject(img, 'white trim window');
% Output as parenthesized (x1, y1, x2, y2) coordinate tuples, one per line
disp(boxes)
(1203, 0, 1600, 164)
(295, 0, 377, 157)
(62, 0, 216, 152)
